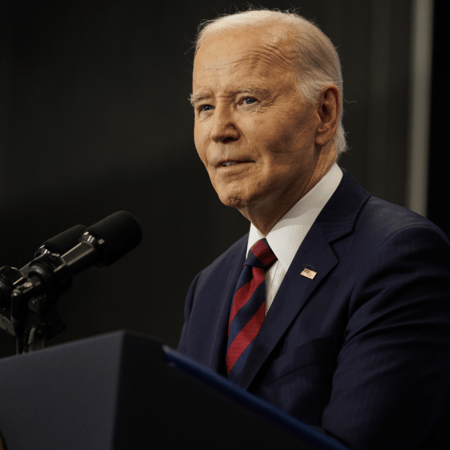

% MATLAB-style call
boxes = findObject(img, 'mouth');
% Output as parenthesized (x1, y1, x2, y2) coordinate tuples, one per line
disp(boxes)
(217, 160, 252, 168)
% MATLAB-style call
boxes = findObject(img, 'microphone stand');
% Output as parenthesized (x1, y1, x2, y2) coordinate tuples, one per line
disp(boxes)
(8, 287, 66, 354)
(0, 293, 66, 354)
(0, 211, 142, 354)
(0, 238, 99, 354)
(19, 293, 66, 354)
(12, 252, 72, 354)
(0, 254, 69, 354)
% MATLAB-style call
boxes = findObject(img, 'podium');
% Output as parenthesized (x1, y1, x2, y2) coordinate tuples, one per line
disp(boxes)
(0, 331, 349, 450)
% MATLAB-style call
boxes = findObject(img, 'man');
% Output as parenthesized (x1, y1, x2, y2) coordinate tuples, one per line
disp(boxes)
(178, 9, 450, 450)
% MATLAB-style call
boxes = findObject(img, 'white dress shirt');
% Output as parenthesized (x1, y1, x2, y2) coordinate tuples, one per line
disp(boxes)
(247, 163, 343, 314)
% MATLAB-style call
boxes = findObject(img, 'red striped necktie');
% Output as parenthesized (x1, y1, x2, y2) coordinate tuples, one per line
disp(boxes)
(226, 238, 277, 381)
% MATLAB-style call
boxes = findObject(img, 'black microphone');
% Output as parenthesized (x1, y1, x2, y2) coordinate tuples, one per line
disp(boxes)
(34, 224, 88, 258)
(17, 224, 89, 277)
(0, 224, 88, 310)
(11, 211, 142, 339)
(26, 211, 141, 296)
(65, 210, 142, 270)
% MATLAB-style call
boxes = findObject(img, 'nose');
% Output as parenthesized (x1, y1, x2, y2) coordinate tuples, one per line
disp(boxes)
(210, 106, 240, 143)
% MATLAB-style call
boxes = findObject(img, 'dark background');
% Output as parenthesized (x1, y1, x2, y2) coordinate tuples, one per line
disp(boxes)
(0, 0, 446, 357)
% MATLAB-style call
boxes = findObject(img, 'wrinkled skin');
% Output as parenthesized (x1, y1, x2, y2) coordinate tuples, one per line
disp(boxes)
(191, 24, 340, 235)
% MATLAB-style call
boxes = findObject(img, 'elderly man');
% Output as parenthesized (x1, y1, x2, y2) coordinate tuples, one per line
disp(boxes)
(178, 9, 450, 450)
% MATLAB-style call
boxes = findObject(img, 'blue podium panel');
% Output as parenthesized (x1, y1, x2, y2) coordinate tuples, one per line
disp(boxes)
(0, 331, 345, 450)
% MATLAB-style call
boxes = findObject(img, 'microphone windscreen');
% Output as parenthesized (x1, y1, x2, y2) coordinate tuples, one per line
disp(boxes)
(37, 224, 87, 256)
(86, 211, 142, 265)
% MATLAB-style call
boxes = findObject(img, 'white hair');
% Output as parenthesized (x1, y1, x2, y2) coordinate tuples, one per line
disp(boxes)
(195, 9, 347, 155)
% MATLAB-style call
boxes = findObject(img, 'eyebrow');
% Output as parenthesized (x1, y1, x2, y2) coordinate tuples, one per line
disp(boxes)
(189, 87, 270, 107)
(189, 92, 209, 107)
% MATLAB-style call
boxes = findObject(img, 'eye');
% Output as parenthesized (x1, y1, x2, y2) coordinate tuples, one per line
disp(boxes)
(195, 104, 214, 116)
(243, 97, 257, 105)
(194, 103, 214, 117)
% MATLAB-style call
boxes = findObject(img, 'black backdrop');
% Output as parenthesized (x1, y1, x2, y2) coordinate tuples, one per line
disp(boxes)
(428, 0, 450, 235)
(0, 0, 419, 356)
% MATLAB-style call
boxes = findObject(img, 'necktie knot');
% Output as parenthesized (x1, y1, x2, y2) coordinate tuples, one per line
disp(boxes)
(245, 238, 277, 270)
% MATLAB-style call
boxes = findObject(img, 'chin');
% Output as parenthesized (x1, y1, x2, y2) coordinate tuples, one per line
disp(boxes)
(215, 183, 245, 208)
(219, 194, 244, 209)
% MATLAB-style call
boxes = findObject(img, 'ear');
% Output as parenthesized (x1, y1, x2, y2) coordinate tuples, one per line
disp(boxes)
(315, 85, 340, 148)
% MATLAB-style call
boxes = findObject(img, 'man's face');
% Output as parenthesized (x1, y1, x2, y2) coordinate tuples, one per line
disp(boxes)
(191, 26, 322, 221)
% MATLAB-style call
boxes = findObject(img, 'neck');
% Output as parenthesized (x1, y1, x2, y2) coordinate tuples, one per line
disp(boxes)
(241, 154, 337, 236)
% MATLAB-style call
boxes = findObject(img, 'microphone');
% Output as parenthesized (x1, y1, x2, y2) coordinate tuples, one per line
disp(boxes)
(64, 210, 142, 270)
(11, 211, 142, 340)
(0, 224, 88, 310)
(21, 211, 141, 297)
(34, 224, 88, 258)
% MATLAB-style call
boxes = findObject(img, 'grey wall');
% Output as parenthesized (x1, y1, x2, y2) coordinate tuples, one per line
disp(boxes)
(0, 0, 415, 357)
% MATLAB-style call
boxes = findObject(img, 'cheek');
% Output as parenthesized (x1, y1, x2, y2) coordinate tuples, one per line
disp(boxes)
(248, 116, 298, 155)
(194, 129, 208, 165)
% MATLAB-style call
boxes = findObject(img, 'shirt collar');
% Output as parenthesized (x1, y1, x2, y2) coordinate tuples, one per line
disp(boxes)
(248, 163, 343, 271)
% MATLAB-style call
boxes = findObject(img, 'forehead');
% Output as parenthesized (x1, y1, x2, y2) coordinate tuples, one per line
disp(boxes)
(192, 26, 298, 91)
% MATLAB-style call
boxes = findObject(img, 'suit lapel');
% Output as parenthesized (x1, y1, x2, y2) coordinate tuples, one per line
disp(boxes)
(239, 224, 338, 389)
(206, 238, 247, 374)
(238, 170, 371, 389)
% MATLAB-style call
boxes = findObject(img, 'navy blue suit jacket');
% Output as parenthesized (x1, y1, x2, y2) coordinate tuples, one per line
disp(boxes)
(178, 170, 450, 450)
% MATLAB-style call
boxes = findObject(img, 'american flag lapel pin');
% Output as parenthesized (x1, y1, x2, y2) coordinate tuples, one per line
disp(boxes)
(301, 267, 317, 280)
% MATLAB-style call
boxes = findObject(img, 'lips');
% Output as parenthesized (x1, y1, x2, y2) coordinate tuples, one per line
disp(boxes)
(217, 159, 252, 168)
